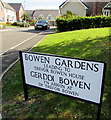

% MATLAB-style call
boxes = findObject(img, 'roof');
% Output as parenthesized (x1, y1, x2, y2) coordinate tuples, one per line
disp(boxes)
(2, 2, 15, 11)
(59, 0, 88, 9)
(33, 9, 60, 17)
(8, 3, 24, 12)
(103, 1, 111, 9)
(83, 0, 110, 2)
(25, 10, 34, 17)
(59, 0, 68, 8)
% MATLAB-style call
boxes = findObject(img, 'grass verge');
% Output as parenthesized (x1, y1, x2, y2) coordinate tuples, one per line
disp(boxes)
(2, 28, 111, 119)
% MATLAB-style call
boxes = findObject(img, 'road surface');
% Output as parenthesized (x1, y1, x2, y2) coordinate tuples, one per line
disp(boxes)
(0, 26, 56, 76)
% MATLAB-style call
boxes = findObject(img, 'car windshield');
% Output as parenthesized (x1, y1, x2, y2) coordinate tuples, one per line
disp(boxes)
(37, 20, 47, 23)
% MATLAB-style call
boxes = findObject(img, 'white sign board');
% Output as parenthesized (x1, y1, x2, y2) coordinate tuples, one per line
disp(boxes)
(21, 52, 105, 104)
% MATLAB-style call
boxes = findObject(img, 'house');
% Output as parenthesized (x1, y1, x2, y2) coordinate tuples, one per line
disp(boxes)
(103, 1, 111, 16)
(0, 0, 5, 22)
(2, 2, 16, 23)
(8, 3, 24, 21)
(83, 0, 111, 16)
(59, 0, 88, 16)
(25, 10, 35, 19)
(32, 9, 60, 26)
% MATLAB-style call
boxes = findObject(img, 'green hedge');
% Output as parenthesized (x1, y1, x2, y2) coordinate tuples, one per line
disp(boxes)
(56, 16, 111, 32)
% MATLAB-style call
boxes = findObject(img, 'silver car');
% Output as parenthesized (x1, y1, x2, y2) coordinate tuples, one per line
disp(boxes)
(35, 20, 50, 30)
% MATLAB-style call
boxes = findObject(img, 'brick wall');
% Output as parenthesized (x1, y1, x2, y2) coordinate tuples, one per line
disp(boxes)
(84, 0, 109, 16)
(95, 2, 107, 15)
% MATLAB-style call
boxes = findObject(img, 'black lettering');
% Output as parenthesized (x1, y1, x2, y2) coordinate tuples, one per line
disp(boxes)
(25, 54, 28, 60)
(61, 60, 67, 67)
(30, 71, 35, 77)
(70, 80, 78, 87)
(68, 60, 73, 68)
(62, 89, 79, 96)
(37, 73, 42, 79)
(86, 63, 93, 71)
(84, 82, 90, 90)
(55, 58, 61, 66)
(29, 55, 33, 61)
(33, 55, 40, 61)
(25, 54, 50, 63)
(64, 78, 70, 85)
(59, 77, 90, 90)
(75, 61, 81, 69)
(48, 75, 54, 82)
(59, 77, 64, 84)
(41, 56, 50, 63)
(81, 62, 86, 70)
(79, 82, 83, 89)
(43, 73, 47, 80)
(94, 64, 99, 72)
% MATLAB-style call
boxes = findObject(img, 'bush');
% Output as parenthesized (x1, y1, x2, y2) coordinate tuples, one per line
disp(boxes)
(56, 16, 111, 32)
(6, 22, 12, 25)
(29, 22, 35, 26)
(12, 22, 19, 26)
(28, 19, 36, 23)
(61, 11, 76, 19)
(19, 22, 30, 27)
(12, 22, 30, 27)
(28, 19, 36, 26)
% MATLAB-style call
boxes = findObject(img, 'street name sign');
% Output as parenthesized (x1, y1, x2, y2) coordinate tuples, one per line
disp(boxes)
(19, 51, 106, 104)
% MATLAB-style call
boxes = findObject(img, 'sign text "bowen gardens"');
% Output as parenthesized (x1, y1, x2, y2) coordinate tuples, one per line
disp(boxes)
(22, 52, 105, 104)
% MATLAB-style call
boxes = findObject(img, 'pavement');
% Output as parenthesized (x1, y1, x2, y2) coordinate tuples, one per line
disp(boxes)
(0, 26, 56, 31)
(0, 26, 56, 78)
(0, 26, 21, 31)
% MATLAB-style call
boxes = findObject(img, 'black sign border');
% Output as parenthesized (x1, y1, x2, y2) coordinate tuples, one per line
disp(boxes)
(19, 51, 106, 106)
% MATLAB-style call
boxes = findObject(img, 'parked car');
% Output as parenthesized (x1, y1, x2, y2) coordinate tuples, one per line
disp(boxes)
(34, 20, 50, 30)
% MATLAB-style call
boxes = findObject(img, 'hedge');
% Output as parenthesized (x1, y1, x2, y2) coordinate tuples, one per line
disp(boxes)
(56, 16, 111, 32)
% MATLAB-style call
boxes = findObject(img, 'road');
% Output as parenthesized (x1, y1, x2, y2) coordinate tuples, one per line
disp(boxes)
(0, 26, 56, 76)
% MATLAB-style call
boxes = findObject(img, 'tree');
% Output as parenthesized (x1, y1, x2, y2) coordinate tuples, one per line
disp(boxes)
(38, 16, 42, 20)
(22, 13, 30, 22)
(61, 11, 76, 18)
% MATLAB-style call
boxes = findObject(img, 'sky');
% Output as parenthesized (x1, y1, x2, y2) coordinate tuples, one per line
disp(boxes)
(2, 0, 66, 10)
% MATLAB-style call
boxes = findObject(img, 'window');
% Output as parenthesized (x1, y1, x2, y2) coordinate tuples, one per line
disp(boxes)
(103, 10, 110, 16)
